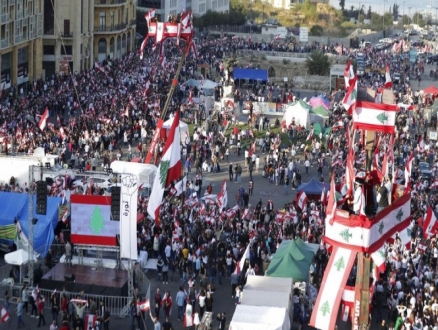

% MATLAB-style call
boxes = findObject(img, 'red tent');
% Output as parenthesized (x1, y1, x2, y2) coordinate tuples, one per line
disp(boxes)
(423, 85, 438, 95)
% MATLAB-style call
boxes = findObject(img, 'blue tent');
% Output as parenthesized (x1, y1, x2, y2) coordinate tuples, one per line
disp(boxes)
(0, 192, 61, 257)
(296, 178, 329, 195)
(233, 68, 268, 81)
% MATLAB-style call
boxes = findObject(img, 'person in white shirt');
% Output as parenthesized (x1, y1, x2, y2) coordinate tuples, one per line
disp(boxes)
(353, 182, 364, 215)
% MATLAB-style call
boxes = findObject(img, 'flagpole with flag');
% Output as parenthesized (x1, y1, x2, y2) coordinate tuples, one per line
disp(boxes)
(147, 110, 182, 222)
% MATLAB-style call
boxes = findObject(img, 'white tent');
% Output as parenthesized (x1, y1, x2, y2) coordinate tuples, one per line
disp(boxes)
(162, 118, 189, 142)
(240, 289, 292, 325)
(230, 305, 290, 330)
(244, 275, 294, 295)
(282, 101, 311, 128)
(5, 249, 37, 265)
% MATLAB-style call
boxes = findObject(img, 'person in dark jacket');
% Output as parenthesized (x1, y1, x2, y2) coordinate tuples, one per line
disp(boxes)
(216, 312, 226, 330)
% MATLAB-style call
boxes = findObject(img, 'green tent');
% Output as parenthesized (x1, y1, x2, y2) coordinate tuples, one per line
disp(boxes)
(295, 238, 320, 255)
(313, 123, 323, 137)
(310, 105, 329, 117)
(266, 239, 316, 281)
(292, 99, 312, 109)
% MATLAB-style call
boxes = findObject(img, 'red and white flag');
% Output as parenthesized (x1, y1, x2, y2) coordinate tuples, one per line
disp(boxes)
(297, 191, 308, 210)
(137, 299, 150, 312)
(59, 127, 66, 140)
(424, 206, 438, 238)
(123, 104, 129, 118)
(404, 152, 414, 190)
(332, 120, 344, 130)
(306, 128, 314, 141)
(384, 65, 393, 89)
(160, 54, 166, 68)
(1, 307, 9, 323)
(326, 174, 336, 225)
(217, 180, 228, 212)
(38, 107, 49, 131)
(94, 61, 105, 73)
(418, 136, 425, 152)
(342, 75, 357, 116)
(188, 89, 193, 104)
(57, 114, 61, 125)
(147, 110, 182, 222)
(353, 101, 397, 133)
(84, 314, 96, 330)
(344, 59, 355, 89)
(144, 8, 155, 23)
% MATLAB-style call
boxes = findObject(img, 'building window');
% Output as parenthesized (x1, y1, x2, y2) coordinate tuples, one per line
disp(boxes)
(61, 45, 72, 55)
(170, 0, 176, 7)
(43, 0, 54, 34)
(43, 45, 54, 55)
(199, 3, 205, 13)
(63, 19, 70, 36)
(99, 12, 106, 29)
(110, 11, 114, 29)
(212, 0, 217, 10)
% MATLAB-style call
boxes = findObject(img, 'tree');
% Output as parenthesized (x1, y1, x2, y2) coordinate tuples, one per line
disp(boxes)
(367, 6, 372, 19)
(310, 25, 323, 36)
(89, 206, 105, 235)
(413, 12, 425, 27)
(339, 0, 345, 11)
(371, 12, 382, 27)
(392, 3, 399, 20)
(402, 15, 411, 25)
(305, 50, 331, 76)
(358, 14, 365, 23)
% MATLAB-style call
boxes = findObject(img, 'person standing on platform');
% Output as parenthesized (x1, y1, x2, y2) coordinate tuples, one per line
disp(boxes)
(176, 286, 186, 321)
(154, 288, 162, 319)
(65, 241, 72, 267)
(16, 298, 25, 329)
(37, 296, 46, 327)
(248, 179, 254, 196)
(103, 306, 110, 330)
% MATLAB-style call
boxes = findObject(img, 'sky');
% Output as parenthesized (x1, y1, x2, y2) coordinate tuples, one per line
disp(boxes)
(329, 0, 435, 17)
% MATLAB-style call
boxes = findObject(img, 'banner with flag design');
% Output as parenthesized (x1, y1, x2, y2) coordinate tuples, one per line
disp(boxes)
(310, 246, 357, 330)
(1, 307, 9, 323)
(353, 101, 397, 133)
(342, 75, 357, 116)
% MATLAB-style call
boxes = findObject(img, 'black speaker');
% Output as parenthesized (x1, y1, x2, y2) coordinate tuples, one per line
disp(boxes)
(64, 273, 75, 282)
(36, 180, 47, 215)
(111, 187, 121, 221)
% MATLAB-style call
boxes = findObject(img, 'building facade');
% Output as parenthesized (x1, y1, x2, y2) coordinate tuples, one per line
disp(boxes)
(0, 0, 43, 89)
(42, 0, 136, 78)
(138, 0, 229, 21)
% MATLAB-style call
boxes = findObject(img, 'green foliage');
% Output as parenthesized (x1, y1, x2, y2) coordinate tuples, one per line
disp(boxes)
(310, 25, 323, 36)
(339, 0, 345, 11)
(358, 14, 365, 23)
(194, 0, 246, 28)
(341, 21, 356, 28)
(413, 12, 425, 27)
(305, 50, 331, 76)
(392, 4, 399, 20)
(402, 15, 411, 25)
(367, 6, 372, 19)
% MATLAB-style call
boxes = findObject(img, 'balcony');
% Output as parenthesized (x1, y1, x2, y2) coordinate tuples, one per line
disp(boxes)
(94, 23, 127, 33)
(14, 35, 22, 44)
(61, 32, 73, 38)
(130, 19, 136, 26)
(94, 0, 127, 6)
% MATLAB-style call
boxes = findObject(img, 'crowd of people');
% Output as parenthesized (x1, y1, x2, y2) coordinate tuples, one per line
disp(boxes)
(1, 25, 438, 330)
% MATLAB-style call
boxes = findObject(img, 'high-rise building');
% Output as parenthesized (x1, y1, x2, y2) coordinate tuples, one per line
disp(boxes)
(0, 0, 43, 89)
(42, 0, 136, 78)
(137, 0, 229, 22)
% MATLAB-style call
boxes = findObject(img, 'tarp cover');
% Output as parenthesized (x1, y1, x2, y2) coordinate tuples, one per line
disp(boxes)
(233, 68, 268, 81)
(296, 178, 329, 195)
(0, 192, 61, 257)
(230, 305, 290, 330)
(244, 276, 294, 294)
(4, 249, 37, 265)
(282, 100, 311, 128)
(241, 289, 290, 309)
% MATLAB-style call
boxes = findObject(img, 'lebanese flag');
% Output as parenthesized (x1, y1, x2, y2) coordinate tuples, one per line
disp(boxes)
(183, 303, 194, 327)
(320, 183, 327, 204)
(123, 104, 129, 118)
(156, 22, 165, 43)
(332, 120, 344, 130)
(371, 246, 387, 272)
(418, 136, 425, 152)
(1, 307, 8, 323)
(217, 180, 228, 212)
(326, 174, 336, 225)
(60, 205, 69, 223)
(384, 65, 393, 88)
(297, 191, 308, 210)
(188, 88, 193, 104)
(137, 299, 150, 312)
(353, 101, 397, 133)
(147, 110, 182, 222)
(342, 75, 357, 116)
(429, 178, 438, 190)
(59, 127, 66, 140)
(38, 107, 49, 131)
(306, 128, 314, 141)
(94, 61, 105, 73)
(139, 37, 147, 59)
(424, 206, 438, 238)
(144, 8, 155, 23)
(84, 314, 96, 330)
(144, 80, 151, 95)
(160, 54, 166, 68)
(404, 152, 414, 191)
(344, 60, 355, 88)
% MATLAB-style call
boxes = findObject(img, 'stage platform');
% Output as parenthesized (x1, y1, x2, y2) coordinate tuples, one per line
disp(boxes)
(40, 263, 129, 296)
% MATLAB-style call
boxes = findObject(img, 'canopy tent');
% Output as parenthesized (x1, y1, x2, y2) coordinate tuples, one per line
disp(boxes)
(310, 105, 329, 117)
(282, 100, 311, 128)
(296, 178, 329, 195)
(0, 192, 61, 258)
(309, 96, 330, 109)
(244, 275, 294, 295)
(233, 68, 268, 81)
(266, 240, 316, 281)
(182, 79, 217, 90)
(230, 305, 290, 330)
(295, 237, 320, 255)
(162, 118, 189, 142)
(312, 123, 323, 137)
(4, 249, 38, 265)
(423, 85, 438, 95)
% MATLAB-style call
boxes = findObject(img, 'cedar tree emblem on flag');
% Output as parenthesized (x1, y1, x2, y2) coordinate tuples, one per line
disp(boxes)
(334, 256, 345, 271)
(396, 209, 403, 222)
(320, 301, 330, 316)
(159, 160, 170, 187)
(339, 229, 352, 242)
(376, 112, 388, 124)
(378, 221, 384, 234)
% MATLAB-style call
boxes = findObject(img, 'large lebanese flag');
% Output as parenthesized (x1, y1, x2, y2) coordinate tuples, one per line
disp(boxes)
(342, 75, 357, 116)
(344, 60, 355, 89)
(353, 101, 397, 133)
(424, 206, 438, 238)
(38, 107, 49, 131)
(404, 152, 414, 191)
(147, 110, 181, 222)
(384, 65, 393, 89)
(217, 180, 228, 212)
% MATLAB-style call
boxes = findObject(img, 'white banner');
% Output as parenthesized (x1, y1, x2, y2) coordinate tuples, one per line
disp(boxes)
(119, 174, 138, 260)
(310, 246, 357, 330)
